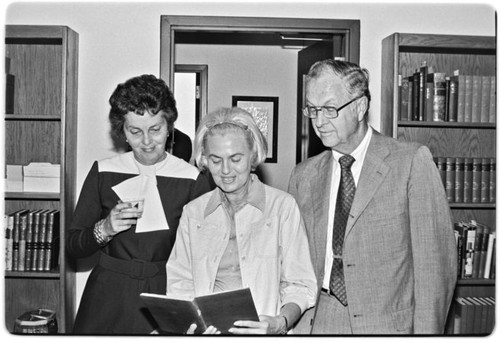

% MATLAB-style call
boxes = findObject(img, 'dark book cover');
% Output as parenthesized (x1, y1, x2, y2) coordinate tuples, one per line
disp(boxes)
(24, 210, 36, 272)
(448, 77, 458, 122)
(471, 158, 482, 203)
(477, 224, 490, 278)
(471, 224, 483, 279)
(412, 70, 420, 121)
(141, 288, 259, 334)
(4, 210, 18, 271)
(44, 210, 60, 271)
(435, 157, 446, 188)
(454, 223, 465, 277)
(432, 72, 446, 121)
(480, 158, 490, 203)
(5, 57, 15, 114)
(489, 158, 495, 203)
(31, 210, 43, 271)
(454, 157, 464, 203)
(418, 62, 428, 121)
(37, 210, 49, 271)
(463, 158, 473, 203)
(445, 157, 456, 202)
(463, 297, 476, 334)
(407, 75, 413, 121)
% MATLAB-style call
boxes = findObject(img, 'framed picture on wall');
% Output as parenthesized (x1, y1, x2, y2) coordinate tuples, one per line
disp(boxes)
(232, 96, 279, 163)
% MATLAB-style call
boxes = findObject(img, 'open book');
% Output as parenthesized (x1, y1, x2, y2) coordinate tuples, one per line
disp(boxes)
(140, 288, 259, 334)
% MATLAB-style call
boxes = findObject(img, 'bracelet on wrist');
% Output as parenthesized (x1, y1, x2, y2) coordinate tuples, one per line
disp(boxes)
(94, 219, 112, 246)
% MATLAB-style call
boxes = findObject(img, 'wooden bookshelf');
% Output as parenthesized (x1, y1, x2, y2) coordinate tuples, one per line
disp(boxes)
(381, 33, 495, 335)
(4, 25, 78, 333)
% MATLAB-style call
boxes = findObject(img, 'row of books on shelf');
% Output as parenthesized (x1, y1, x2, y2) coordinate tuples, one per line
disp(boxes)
(4, 209, 60, 272)
(398, 62, 496, 123)
(449, 296, 495, 335)
(434, 157, 495, 203)
(454, 220, 495, 280)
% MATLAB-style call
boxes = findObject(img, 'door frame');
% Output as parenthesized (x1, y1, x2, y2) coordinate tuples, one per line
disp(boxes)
(160, 15, 360, 163)
(174, 64, 208, 126)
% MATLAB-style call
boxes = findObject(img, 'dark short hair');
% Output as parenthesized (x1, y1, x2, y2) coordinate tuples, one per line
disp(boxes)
(108, 74, 178, 142)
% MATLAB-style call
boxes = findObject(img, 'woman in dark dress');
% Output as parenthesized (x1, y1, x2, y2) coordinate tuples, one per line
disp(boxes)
(66, 74, 211, 334)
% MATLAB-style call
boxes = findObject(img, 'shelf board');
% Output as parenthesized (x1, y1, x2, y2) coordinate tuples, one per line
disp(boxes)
(398, 121, 496, 129)
(450, 203, 496, 209)
(456, 278, 495, 286)
(5, 270, 60, 279)
(4, 191, 61, 200)
(4, 114, 61, 121)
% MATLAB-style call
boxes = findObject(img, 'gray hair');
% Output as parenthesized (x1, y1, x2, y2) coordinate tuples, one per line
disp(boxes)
(193, 107, 268, 170)
(306, 59, 371, 114)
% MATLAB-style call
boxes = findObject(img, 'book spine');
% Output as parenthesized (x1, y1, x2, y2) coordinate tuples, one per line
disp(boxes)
(471, 75, 482, 123)
(488, 76, 496, 123)
(418, 62, 428, 121)
(490, 158, 495, 203)
(463, 228, 476, 278)
(31, 211, 41, 271)
(463, 158, 473, 203)
(480, 76, 491, 123)
(471, 158, 482, 203)
(444, 77, 451, 121)
(37, 211, 48, 271)
(448, 77, 458, 122)
(445, 157, 456, 202)
(455, 157, 464, 203)
(412, 71, 420, 121)
(483, 233, 495, 279)
(464, 75, 473, 122)
(25, 211, 34, 272)
(18, 213, 27, 272)
(480, 158, 490, 203)
(425, 77, 434, 122)
(5, 214, 14, 271)
(456, 75, 466, 122)
(478, 226, 490, 278)
(400, 76, 410, 121)
(432, 73, 446, 121)
(407, 75, 413, 121)
(471, 225, 483, 278)
(436, 157, 446, 188)
(44, 210, 59, 271)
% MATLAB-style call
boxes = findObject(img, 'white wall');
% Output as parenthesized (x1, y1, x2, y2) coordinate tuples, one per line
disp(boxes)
(3, 0, 496, 316)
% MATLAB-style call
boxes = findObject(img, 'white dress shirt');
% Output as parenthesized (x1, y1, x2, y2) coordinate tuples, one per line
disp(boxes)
(322, 126, 373, 289)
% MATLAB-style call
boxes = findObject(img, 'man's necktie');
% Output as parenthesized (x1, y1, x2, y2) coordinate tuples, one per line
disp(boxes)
(329, 154, 356, 306)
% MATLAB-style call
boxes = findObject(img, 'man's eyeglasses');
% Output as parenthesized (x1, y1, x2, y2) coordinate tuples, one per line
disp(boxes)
(302, 95, 363, 119)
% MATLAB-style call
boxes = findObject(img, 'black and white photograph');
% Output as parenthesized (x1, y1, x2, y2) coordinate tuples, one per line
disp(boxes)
(0, 0, 497, 340)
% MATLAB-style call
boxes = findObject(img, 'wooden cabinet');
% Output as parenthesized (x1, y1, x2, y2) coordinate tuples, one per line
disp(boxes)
(4, 25, 78, 333)
(381, 32, 495, 334)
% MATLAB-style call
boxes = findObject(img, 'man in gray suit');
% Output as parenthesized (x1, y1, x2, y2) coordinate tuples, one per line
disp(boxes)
(288, 59, 457, 334)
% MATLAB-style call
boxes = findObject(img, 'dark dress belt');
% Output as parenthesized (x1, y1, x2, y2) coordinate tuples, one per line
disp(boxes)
(98, 252, 166, 280)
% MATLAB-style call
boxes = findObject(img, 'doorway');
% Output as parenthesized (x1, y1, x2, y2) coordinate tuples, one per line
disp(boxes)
(160, 15, 360, 189)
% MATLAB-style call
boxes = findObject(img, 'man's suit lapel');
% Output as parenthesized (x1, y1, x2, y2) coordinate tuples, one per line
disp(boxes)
(311, 151, 333, 278)
(346, 131, 390, 238)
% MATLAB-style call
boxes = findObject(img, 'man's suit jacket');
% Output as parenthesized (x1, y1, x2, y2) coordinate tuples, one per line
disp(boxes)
(288, 130, 457, 334)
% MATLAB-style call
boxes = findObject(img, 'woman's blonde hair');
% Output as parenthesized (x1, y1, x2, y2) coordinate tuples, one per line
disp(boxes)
(193, 107, 268, 170)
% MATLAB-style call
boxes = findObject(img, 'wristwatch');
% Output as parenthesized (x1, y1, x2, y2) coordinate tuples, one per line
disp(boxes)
(278, 315, 288, 335)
